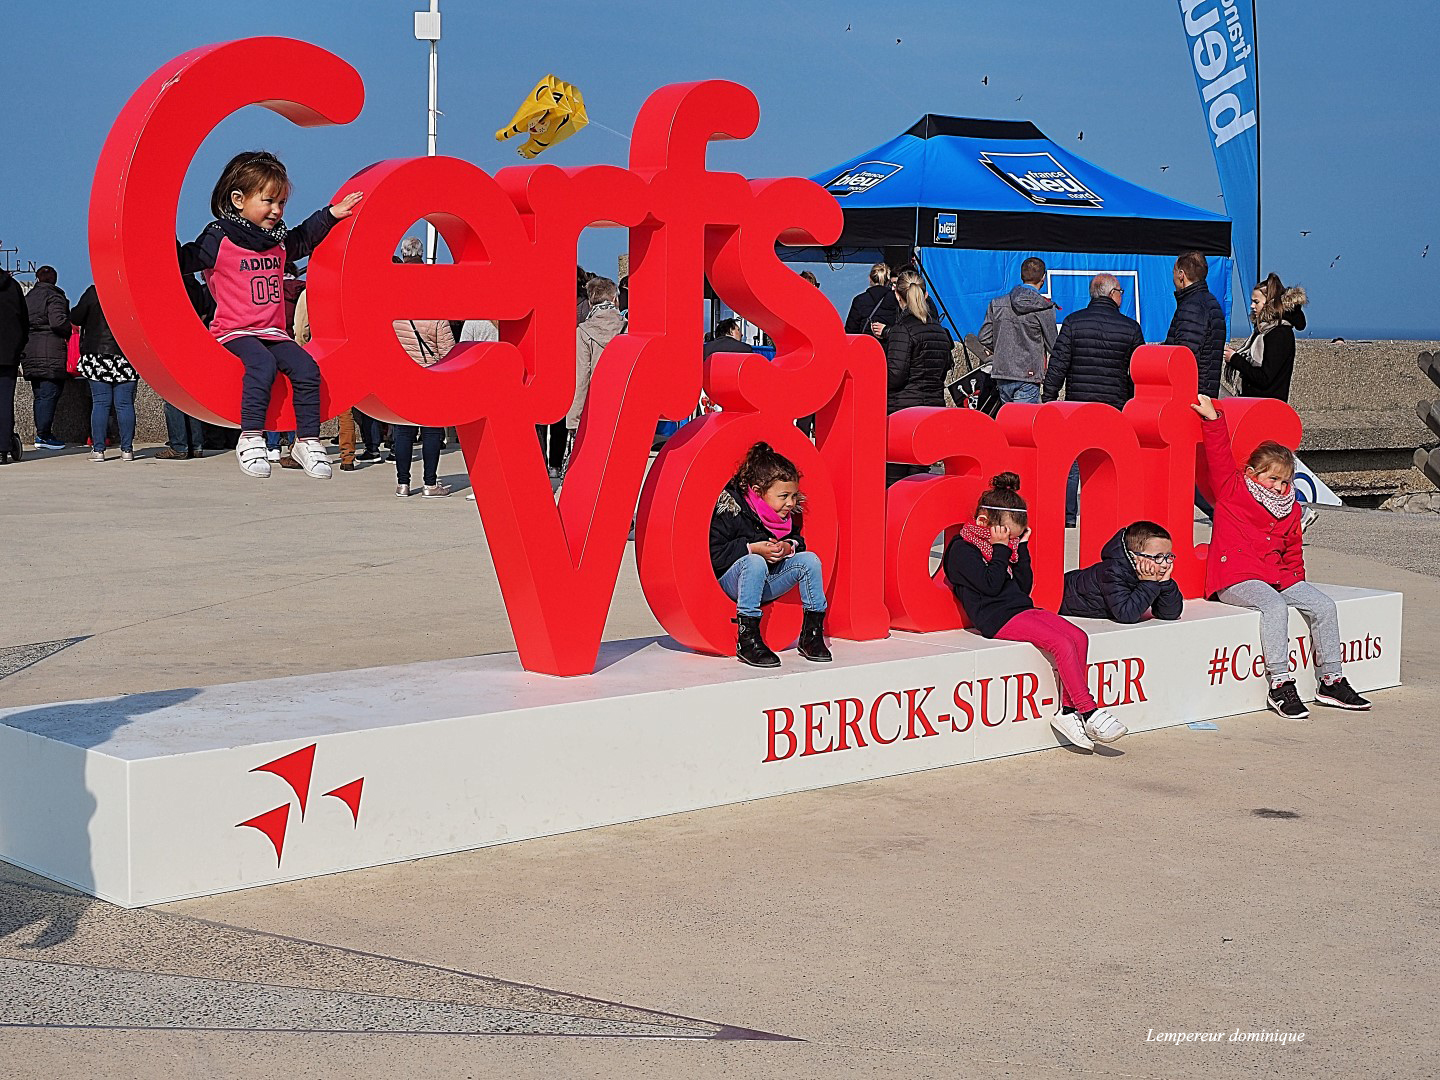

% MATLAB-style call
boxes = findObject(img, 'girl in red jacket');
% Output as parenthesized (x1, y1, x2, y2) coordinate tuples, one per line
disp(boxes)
(1192, 394, 1371, 718)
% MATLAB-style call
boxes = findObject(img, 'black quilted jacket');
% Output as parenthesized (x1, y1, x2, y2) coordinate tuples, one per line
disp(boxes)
(1041, 297, 1144, 407)
(884, 313, 953, 412)
(1165, 280, 1227, 396)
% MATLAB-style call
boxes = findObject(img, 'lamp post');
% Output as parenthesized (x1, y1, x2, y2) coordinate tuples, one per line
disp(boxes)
(413, 1, 441, 263)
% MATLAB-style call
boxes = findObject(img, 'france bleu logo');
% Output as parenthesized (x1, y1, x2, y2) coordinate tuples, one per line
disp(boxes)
(823, 161, 903, 198)
(978, 152, 1104, 208)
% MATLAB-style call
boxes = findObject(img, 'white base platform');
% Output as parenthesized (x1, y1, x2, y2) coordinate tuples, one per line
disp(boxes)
(0, 585, 1402, 907)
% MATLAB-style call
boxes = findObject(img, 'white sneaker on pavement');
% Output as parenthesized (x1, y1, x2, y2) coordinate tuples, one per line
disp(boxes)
(235, 434, 271, 478)
(1082, 708, 1127, 744)
(1050, 709, 1095, 750)
(290, 437, 333, 479)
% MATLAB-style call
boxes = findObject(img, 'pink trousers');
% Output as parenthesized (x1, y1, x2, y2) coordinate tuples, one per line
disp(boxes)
(994, 608, 1097, 713)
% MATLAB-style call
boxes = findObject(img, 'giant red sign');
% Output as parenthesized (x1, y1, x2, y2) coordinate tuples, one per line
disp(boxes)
(90, 38, 1303, 677)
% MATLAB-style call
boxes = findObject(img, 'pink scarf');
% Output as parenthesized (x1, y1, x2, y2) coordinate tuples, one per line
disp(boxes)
(745, 488, 793, 539)
(960, 521, 1019, 564)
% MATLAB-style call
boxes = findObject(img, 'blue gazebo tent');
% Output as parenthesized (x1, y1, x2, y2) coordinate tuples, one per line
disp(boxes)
(783, 116, 1232, 342)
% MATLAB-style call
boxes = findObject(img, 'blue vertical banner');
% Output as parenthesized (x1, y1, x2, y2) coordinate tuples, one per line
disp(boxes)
(1177, 0, 1259, 300)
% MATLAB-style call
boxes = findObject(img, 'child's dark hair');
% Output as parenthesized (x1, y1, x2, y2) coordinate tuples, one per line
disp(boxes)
(211, 151, 291, 218)
(1124, 520, 1171, 550)
(976, 472, 1027, 527)
(736, 442, 799, 493)
(1246, 440, 1296, 478)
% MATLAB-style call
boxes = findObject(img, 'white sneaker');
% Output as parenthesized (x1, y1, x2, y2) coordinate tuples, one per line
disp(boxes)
(235, 434, 271, 477)
(120, 450, 134, 461)
(395, 483, 410, 498)
(1082, 708, 1128, 744)
(465, 492, 476, 501)
(1050, 709, 1095, 750)
(89, 450, 105, 462)
(266, 447, 281, 462)
(290, 438, 332, 479)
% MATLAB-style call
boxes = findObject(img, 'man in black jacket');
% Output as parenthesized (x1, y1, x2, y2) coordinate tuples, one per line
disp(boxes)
(1164, 250, 1227, 397)
(0, 267, 29, 464)
(1042, 274, 1145, 525)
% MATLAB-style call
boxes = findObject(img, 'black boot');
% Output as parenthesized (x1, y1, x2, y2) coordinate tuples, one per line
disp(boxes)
(797, 609, 832, 662)
(735, 614, 781, 668)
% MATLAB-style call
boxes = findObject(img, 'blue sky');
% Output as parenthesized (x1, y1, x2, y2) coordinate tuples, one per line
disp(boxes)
(2, 0, 1435, 337)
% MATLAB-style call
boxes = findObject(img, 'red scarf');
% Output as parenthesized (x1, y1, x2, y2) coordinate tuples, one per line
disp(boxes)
(960, 521, 1019, 563)
(745, 487, 793, 539)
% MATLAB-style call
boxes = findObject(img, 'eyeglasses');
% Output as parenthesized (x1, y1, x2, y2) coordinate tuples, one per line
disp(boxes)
(1135, 551, 1175, 564)
(1110, 287, 1125, 297)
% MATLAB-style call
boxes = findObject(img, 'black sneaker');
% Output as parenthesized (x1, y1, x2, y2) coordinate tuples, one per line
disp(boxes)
(1266, 680, 1309, 719)
(1315, 677, 1371, 711)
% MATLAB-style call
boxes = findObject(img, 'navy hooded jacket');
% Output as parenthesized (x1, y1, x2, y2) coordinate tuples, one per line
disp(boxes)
(1165, 280, 1227, 397)
(1060, 528, 1183, 624)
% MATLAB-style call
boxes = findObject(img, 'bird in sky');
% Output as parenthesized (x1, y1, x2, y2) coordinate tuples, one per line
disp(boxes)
(982, 75, 989, 85)
(1424, 245, 1430, 258)
(1077, 131, 1084, 140)
(1330, 255, 1341, 268)
(1159, 165, 1169, 172)
(1300, 230, 1310, 236)
(845, 22, 851, 30)
(896, 38, 902, 43)
(1015, 94, 1023, 101)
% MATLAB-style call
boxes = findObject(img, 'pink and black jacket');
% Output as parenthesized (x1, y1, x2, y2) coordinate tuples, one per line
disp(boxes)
(178, 208, 335, 344)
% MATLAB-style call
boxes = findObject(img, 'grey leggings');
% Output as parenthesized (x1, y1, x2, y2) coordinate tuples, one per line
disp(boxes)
(1216, 580, 1343, 680)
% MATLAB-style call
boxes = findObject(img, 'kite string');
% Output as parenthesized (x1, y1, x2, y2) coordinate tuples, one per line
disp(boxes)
(588, 119, 632, 143)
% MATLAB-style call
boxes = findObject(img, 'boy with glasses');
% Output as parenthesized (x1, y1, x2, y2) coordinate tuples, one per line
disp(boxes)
(1059, 521, 1184, 624)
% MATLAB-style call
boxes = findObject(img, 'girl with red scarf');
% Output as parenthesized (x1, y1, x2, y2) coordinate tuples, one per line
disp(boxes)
(943, 472, 1126, 751)
(709, 442, 830, 668)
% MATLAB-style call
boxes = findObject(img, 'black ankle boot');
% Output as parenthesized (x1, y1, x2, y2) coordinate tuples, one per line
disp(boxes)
(735, 614, 781, 668)
(797, 609, 832, 662)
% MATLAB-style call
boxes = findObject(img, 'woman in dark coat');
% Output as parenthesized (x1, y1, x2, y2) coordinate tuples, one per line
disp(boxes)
(71, 284, 140, 461)
(0, 267, 28, 464)
(883, 268, 953, 485)
(843, 261, 900, 338)
(20, 266, 71, 450)
(1223, 274, 1307, 402)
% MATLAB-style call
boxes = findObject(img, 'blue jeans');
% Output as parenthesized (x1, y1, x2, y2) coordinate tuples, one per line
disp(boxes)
(224, 335, 320, 436)
(164, 402, 204, 454)
(29, 376, 65, 440)
(88, 379, 136, 452)
(356, 409, 383, 455)
(996, 379, 1042, 404)
(265, 430, 295, 452)
(718, 550, 827, 618)
(1066, 461, 1080, 527)
(393, 425, 443, 486)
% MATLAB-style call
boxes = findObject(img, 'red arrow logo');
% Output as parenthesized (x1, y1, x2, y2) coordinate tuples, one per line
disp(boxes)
(322, 778, 364, 826)
(251, 744, 316, 818)
(235, 804, 291, 865)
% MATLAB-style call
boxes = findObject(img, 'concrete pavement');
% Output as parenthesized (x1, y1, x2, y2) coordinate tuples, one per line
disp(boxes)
(1, 443, 1436, 1078)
